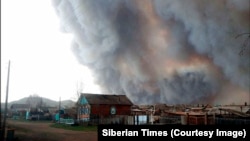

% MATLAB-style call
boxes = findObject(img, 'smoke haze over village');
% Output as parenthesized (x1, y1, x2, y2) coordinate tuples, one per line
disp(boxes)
(51, 0, 250, 105)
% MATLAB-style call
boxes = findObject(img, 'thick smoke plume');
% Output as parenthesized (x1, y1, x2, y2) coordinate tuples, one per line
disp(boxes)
(52, 0, 250, 105)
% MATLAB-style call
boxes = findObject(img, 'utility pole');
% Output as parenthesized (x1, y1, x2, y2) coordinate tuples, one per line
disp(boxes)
(1, 60, 11, 141)
(0, 71, 1, 134)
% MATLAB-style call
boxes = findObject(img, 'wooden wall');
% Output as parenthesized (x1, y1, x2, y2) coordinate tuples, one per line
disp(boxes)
(90, 104, 131, 117)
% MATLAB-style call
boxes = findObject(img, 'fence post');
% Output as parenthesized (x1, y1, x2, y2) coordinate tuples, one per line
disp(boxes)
(7, 128, 15, 141)
(204, 113, 207, 125)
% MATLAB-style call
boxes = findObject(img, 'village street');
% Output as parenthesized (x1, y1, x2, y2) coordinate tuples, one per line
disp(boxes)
(5, 119, 98, 141)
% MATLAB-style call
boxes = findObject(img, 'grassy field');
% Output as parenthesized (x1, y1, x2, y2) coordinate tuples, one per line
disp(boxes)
(6, 119, 98, 141)
(8, 119, 98, 132)
(50, 123, 97, 131)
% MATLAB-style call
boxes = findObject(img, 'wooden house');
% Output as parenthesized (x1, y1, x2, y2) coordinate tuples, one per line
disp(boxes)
(10, 104, 30, 112)
(10, 104, 30, 119)
(77, 93, 133, 124)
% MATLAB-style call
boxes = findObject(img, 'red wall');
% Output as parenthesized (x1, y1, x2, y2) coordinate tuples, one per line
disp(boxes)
(90, 104, 131, 117)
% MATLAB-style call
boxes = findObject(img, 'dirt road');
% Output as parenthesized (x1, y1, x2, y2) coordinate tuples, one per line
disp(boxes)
(6, 119, 98, 141)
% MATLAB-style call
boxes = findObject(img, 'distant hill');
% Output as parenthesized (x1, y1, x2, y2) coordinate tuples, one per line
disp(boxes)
(1, 96, 76, 109)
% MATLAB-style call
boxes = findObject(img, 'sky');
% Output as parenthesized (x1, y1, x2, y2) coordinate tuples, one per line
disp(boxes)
(1, 0, 101, 103)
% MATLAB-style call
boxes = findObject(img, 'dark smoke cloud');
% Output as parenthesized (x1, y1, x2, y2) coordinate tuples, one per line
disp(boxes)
(52, 0, 250, 105)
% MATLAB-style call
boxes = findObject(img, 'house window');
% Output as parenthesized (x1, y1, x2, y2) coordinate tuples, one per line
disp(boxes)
(81, 107, 89, 114)
(110, 106, 116, 115)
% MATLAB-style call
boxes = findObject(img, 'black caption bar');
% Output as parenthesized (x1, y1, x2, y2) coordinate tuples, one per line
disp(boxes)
(98, 124, 250, 140)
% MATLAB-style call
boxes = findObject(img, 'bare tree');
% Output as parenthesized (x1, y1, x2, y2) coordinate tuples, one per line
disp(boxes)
(75, 81, 85, 122)
(26, 94, 44, 108)
(74, 80, 85, 101)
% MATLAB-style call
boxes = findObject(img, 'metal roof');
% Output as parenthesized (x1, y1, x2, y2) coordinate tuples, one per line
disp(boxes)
(10, 104, 30, 109)
(80, 93, 133, 105)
